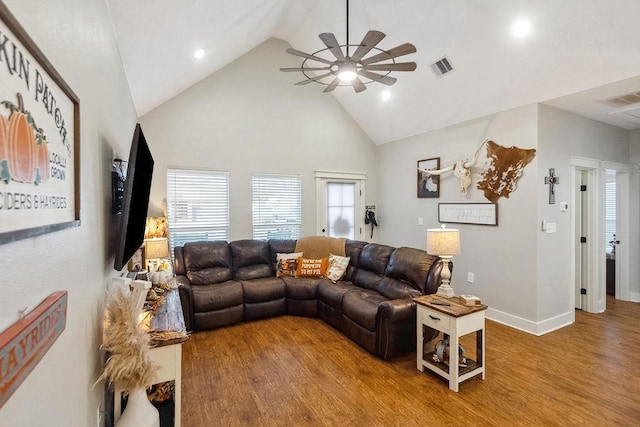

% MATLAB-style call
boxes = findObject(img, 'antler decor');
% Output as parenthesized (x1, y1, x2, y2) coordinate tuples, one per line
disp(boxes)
(418, 139, 490, 196)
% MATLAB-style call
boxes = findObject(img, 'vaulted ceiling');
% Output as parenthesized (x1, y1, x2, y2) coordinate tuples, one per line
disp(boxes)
(106, 0, 640, 145)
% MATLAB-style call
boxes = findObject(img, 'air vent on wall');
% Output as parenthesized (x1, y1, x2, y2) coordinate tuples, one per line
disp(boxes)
(431, 56, 454, 77)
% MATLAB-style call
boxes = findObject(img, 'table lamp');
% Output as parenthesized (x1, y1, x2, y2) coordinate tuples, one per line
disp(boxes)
(144, 237, 170, 272)
(427, 224, 461, 298)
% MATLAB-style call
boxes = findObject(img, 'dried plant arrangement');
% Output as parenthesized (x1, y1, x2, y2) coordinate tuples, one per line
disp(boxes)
(97, 284, 158, 390)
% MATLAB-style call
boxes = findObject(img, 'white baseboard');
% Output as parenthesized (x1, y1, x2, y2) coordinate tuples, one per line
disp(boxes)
(630, 291, 640, 303)
(486, 307, 574, 336)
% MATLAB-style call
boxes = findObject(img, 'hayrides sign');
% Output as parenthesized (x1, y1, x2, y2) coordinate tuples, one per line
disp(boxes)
(0, 4, 79, 244)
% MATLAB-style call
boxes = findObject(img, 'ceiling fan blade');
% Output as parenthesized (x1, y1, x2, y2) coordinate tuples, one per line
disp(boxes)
(319, 33, 346, 61)
(280, 67, 331, 72)
(362, 62, 417, 72)
(350, 30, 386, 62)
(286, 48, 334, 65)
(295, 72, 333, 85)
(323, 78, 341, 93)
(358, 70, 397, 86)
(360, 43, 417, 65)
(351, 77, 367, 93)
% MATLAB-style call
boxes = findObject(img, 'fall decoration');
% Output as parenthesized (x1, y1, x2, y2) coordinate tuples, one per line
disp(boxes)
(1, 92, 50, 184)
(97, 284, 158, 390)
(0, 115, 8, 183)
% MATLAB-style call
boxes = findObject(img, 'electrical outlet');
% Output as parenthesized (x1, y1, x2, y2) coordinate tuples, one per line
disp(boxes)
(418, 217, 423, 226)
(467, 272, 475, 283)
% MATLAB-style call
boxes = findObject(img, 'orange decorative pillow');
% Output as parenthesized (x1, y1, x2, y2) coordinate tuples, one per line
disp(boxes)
(295, 257, 328, 278)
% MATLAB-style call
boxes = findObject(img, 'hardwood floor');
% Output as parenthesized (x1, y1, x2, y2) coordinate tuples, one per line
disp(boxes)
(181, 297, 640, 426)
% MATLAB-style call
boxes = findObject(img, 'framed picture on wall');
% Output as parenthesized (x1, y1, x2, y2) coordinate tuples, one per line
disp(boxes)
(417, 158, 440, 198)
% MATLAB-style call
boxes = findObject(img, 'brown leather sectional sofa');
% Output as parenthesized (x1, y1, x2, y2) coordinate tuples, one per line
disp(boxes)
(173, 239, 445, 359)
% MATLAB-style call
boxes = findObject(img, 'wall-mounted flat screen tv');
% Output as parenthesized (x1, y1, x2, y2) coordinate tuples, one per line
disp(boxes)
(114, 123, 154, 271)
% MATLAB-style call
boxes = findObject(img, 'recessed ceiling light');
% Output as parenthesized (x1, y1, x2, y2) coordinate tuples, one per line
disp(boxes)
(193, 49, 205, 59)
(381, 90, 391, 101)
(512, 19, 531, 38)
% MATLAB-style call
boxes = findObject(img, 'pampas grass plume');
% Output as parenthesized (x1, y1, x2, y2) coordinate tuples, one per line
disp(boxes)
(97, 284, 157, 390)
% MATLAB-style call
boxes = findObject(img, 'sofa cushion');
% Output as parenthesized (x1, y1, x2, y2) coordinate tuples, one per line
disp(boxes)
(384, 247, 437, 293)
(268, 239, 298, 263)
(351, 244, 394, 291)
(184, 241, 233, 285)
(231, 240, 273, 280)
(240, 277, 286, 303)
(317, 280, 360, 309)
(191, 280, 243, 312)
(282, 276, 321, 300)
(342, 289, 388, 331)
(344, 240, 367, 281)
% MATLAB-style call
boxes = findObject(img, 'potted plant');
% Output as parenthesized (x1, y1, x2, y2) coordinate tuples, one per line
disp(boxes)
(98, 281, 159, 427)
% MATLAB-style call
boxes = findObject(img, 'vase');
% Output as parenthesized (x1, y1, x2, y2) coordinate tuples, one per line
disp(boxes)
(117, 387, 160, 427)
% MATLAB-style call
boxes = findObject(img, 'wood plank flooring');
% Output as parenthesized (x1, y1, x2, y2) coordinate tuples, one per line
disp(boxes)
(181, 297, 640, 426)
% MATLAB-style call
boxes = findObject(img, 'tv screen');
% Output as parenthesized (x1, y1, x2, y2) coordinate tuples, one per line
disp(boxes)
(114, 124, 154, 271)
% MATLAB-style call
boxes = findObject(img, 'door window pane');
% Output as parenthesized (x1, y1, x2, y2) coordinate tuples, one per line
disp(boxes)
(326, 182, 355, 239)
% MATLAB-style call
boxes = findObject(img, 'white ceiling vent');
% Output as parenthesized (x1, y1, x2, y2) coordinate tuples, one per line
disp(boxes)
(609, 104, 640, 124)
(598, 90, 640, 108)
(431, 56, 454, 77)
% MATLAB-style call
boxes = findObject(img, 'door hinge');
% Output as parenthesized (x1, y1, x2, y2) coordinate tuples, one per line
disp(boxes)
(580, 185, 587, 191)
(580, 236, 587, 243)
(580, 288, 587, 295)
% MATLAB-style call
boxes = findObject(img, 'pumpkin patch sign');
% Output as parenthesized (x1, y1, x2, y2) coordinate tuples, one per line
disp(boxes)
(0, 4, 80, 244)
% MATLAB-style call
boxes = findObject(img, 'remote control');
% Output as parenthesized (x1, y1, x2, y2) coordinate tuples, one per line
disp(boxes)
(431, 301, 451, 306)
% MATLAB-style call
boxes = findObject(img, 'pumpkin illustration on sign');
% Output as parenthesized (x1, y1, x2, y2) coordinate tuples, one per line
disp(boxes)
(0, 115, 9, 183)
(1, 93, 49, 185)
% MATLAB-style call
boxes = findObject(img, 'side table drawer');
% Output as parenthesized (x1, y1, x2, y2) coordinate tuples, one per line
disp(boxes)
(422, 309, 451, 333)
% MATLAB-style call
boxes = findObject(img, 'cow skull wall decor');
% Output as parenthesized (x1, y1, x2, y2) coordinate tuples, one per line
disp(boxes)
(418, 139, 490, 196)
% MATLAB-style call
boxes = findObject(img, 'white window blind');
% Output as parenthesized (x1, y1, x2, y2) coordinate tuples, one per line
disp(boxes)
(605, 170, 616, 254)
(166, 168, 230, 253)
(252, 174, 302, 240)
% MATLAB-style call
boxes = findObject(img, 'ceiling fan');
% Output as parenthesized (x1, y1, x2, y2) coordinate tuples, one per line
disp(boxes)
(280, 0, 417, 93)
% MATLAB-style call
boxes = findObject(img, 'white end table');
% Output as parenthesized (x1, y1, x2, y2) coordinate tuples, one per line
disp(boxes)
(415, 294, 487, 392)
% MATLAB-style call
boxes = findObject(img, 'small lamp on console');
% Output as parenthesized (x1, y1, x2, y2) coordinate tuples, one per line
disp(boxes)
(427, 224, 461, 298)
(144, 216, 170, 272)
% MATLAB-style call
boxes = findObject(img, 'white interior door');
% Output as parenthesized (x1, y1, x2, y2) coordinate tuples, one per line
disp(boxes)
(315, 171, 365, 240)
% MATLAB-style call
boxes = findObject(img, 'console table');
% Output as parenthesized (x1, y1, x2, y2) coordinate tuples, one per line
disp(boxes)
(113, 335, 188, 426)
(414, 295, 487, 392)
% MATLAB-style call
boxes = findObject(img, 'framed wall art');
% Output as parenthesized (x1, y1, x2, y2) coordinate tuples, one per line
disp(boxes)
(417, 157, 440, 198)
(0, 3, 80, 245)
(438, 203, 498, 226)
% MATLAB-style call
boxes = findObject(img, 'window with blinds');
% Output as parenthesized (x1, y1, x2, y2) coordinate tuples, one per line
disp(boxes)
(166, 168, 230, 252)
(252, 174, 302, 240)
(605, 170, 616, 254)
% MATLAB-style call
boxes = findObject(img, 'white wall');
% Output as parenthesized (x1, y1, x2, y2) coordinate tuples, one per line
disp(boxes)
(377, 103, 637, 334)
(139, 38, 378, 241)
(0, 1, 137, 426)
(537, 104, 631, 324)
(377, 104, 540, 323)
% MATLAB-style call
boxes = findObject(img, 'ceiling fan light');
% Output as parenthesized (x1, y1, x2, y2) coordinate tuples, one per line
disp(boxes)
(338, 70, 357, 82)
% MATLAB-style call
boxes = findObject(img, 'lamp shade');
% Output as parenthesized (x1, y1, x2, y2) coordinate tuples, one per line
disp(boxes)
(145, 237, 170, 260)
(427, 226, 460, 256)
(144, 216, 168, 239)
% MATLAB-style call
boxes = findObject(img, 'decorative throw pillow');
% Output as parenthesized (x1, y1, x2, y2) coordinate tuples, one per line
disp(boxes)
(295, 257, 328, 278)
(276, 252, 303, 277)
(326, 253, 350, 282)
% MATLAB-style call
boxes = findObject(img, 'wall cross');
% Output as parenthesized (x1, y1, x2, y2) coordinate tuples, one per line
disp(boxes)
(544, 168, 559, 204)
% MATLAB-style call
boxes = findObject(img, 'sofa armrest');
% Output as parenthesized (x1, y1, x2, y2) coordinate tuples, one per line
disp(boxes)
(175, 275, 194, 332)
(377, 298, 416, 359)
